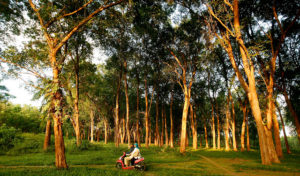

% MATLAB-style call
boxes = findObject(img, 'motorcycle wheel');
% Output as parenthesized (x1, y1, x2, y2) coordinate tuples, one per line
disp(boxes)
(116, 162, 122, 169)
(135, 161, 146, 171)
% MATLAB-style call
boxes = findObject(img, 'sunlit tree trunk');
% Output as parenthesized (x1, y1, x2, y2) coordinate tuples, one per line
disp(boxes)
(123, 60, 130, 148)
(136, 77, 140, 146)
(229, 91, 237, 151)
(43, 119, 51, 150)
(170, 91, 174, 148)
(121, 117, 125, 144)
(160, 107, 164, 147)
(104, 119, 108, 144)
(90, 108, 94, 142)
(115, 69, 122, 147)
(211, 104, 216, 149)
(204, 123, 209, 148)
(190, 104, 197, 149)
(144, 79, 149, 148)
(225, 93, 231, 151)
(241, 105, 246, 151)
(164, 108, 169, 146)
(216, 104, 220, 149)
(155, 93, 160, 146)
(276, 103, 291, 154)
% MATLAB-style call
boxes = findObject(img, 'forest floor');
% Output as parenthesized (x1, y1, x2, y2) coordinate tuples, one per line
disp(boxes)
(0, 134, 299, 176)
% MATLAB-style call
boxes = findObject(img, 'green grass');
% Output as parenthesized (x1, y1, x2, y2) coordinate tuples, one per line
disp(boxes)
(0, 133, 299, 176)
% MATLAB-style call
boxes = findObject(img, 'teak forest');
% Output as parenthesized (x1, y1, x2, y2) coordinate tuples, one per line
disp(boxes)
(0, 0, 299, 175)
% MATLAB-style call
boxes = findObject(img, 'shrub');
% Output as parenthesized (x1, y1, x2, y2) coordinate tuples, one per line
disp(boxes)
(0, 124, 22, 151)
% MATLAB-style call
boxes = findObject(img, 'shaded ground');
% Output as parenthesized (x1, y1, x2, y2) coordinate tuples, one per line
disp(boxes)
(0, 140, 299, 176)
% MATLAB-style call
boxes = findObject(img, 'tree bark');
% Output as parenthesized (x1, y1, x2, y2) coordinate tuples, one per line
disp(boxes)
(123, 60, 130, 148)
(160, 107, 164, 147)
(144, 79, 149, 147)
(180, 90, 190, 152)
(229, 91, 237, 151)
(136, 77, 140, 146)
(241, 105, 246, 151)
(104, 119, 108, 144)
(204, 123, 208, 148)
(164, 107, 169, 146)
(272, 102, 283, 158)
(170, 91, 174, 148)
(211, 104, 216, 149)
(190, 104, 197, 149)
(43, 119, 51, 150)
(90, 108, 94, 142)
(114, 68, 122, 147)
(155, 93, 160, 146)
(225, 93, 231, 151)
(216, 104, 220, 149)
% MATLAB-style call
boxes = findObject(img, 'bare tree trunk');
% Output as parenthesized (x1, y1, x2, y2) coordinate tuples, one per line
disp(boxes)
(164, 108, 169, 146)
(123, 60, 130, 148)
(90, 109, 94, 142)
(225, 93, 231, 151)
(211, 104, 216, 149)
(180, 92, 190, 152)
(276, 103, 291, 154)
(241, 105, 246, 151)
(74, 54, 81, 147)
(272, 102, 283, 158)
(160, 107, 164, 147)
(136, 78, 140, 146)
(155, 93, 160, 146)
(190, 105, 197, 149)
(170, 91, 174, 148)
(246, 112, 250, 151)
(43, 119, 51, 150)
(216, 104, 220, 149)
(104, 120, 108, 144)
(121, 117, 125, 144)
(145, 79, 149, 148)
(204, 123, 208, 148)
(115, 69, 122, 147)
(229, 91, 237, 151)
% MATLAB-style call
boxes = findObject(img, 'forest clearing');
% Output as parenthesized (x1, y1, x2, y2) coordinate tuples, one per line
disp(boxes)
(0, 0, 300, 175)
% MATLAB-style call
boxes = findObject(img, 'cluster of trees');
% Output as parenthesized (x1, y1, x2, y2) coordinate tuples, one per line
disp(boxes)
(0, 0, 299, 169)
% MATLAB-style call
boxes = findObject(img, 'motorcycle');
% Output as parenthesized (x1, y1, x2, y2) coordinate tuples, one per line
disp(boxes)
(116, 152, 146, 171)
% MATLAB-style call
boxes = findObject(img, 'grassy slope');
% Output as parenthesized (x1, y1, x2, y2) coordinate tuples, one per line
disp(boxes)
(0, 133, 299, 176)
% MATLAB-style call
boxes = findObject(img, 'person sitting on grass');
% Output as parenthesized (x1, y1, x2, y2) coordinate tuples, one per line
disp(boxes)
(124, 143, 141, 167)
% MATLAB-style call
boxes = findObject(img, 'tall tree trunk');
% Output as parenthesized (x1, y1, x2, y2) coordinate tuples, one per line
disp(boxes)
(170, 91, 174, 148)
(155, 93, 160, 146)
(241, 105, 246, 151)
(229, 91, 237, 151)
(204, 123, 208, 148)
(104, 120, 108, 144)
(246, 111, 250, 151)
(225, 93, 231, 151)
(149, 121, 152, 145)
(43, 119, 51, 150)
(216, 104, 220, 149)
(123, 60, 130, 148)
(90, 109, 94, 142)
(190, 105, 197, 149)
(164, 108, 169, 146)
(276, 103, 291, 154)
(74, 54, 81, 147)
(51, 53, 68, 169)
(160, 107, 164, 147)
(136, 77, 140, 146)
(121, 117, 125, 144)
(115, 69, 122, 147)
(180, 89, 190, 153)
(272, 102, 283, 158)
(144, 79, 149, 147)
(211, 104, 216, 149)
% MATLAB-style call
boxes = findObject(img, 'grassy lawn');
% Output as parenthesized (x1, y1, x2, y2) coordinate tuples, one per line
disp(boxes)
(0, 134, 299, 176)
